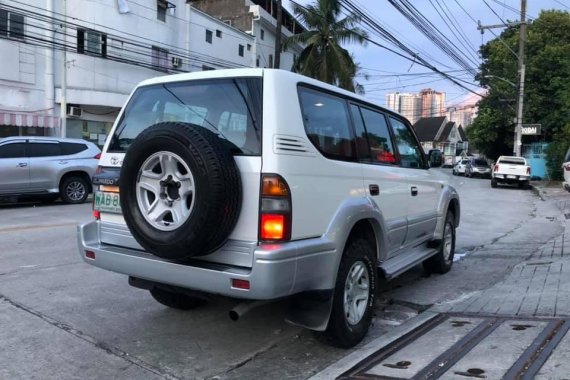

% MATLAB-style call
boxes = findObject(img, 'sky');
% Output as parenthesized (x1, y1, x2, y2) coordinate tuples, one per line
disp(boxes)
(283, 0, 570, 109)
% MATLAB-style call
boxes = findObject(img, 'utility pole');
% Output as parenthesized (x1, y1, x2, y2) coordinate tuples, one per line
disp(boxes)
(273, 0, 282, 69)
(60, 0, 67, 138)
(477, 0, 527, 156)
(514, 0, 526, 157)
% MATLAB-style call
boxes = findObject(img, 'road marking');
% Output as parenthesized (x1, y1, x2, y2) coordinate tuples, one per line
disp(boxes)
(0, 222, 78, 233)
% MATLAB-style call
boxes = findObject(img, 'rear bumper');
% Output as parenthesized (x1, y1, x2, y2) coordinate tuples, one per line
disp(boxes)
(493, 174, 529, 182)
(78, 221, 337, 300)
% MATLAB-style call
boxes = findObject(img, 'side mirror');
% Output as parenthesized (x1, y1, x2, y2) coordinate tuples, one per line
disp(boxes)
(428, 151, 443, 168)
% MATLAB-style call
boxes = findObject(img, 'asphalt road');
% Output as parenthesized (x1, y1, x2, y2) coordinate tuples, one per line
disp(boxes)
(0, 171, 561, 380)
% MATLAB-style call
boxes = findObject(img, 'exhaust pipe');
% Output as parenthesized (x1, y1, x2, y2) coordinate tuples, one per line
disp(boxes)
(229, 301, 268, 321)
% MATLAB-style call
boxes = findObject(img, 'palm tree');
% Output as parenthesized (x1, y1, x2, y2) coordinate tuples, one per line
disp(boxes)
(283, 0, 367, 93)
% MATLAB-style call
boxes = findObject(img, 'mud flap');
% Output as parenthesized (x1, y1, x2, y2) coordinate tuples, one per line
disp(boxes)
(285, 289, 334, 331)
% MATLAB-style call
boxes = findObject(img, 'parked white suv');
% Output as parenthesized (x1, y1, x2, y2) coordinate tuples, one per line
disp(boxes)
(0, 136, 100, 203)
(78, 69, 460, 348)
(563, 148, 570, 192)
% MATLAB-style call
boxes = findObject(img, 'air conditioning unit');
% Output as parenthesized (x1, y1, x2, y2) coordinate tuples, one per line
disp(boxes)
(172, 56, 182, 68)
(67, 106, 82, 118)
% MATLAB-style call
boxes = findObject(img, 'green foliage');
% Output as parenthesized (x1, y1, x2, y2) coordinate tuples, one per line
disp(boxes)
(283, 0, 367, 92)
(545, 123, 570, 180)
(470, 10, 570, 176)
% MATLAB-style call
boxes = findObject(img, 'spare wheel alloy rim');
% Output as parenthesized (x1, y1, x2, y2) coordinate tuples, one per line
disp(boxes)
(344, 260, 370, 326)
(136, 151, 196, 231)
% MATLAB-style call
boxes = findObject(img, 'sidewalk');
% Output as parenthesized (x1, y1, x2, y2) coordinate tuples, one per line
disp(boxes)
(309, 183, 570, 379)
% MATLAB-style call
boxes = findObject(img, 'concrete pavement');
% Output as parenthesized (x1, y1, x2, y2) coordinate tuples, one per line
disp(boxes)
(310, 182, 570, 379)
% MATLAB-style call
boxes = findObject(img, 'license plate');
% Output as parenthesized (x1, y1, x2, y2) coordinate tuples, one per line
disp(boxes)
(507, 175, 517, 179)
(94, 191, 122, 214)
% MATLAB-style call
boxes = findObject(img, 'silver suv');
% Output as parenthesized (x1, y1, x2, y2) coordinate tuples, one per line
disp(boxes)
(0, 136, 100, 203)
(78, 69, 460, 348)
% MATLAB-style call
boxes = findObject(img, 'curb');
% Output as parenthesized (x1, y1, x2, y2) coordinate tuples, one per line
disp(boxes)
(530, 184, 546, 201)
(307, 311, 439, 380)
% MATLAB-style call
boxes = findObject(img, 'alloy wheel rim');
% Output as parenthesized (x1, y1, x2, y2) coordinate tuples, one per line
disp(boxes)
(136, 151, 195, 231)
(67, 181, 86, 201)
(343, 261, 370, 326)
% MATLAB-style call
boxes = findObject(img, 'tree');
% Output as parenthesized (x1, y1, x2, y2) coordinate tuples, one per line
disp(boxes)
(469, 10, 570, 179)
(283, 0, 367, 93)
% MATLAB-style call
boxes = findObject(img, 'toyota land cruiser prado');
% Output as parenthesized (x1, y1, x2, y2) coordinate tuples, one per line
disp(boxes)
(78, 69, 460, 348)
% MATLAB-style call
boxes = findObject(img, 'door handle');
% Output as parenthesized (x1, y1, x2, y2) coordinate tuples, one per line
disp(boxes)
(369, 184, 380, 196)
(411, 186, 418, 196)
(17, 163, 28, 167)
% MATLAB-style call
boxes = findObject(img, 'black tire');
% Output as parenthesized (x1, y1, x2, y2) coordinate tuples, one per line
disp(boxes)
(60, 176, 89, 204)
(423, 211, 456, 274)
(318, 238, 377, 348)
(120, 122, 242, 260)
(519, 181, 529, 190)
(491, 178, 498, 188)
(150, 288, 206, 310)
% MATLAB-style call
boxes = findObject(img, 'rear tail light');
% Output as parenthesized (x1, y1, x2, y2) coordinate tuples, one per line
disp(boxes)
(94, 153, 101, 159)
(231, 279, 250, 290)
(564, 164, 570, 171)
(259, 174, 291, 242)
(494, 164, 499, 172)
(93, 210, 101, 220)
(95, 166, 103, 174)
(526, 167, 531, 175)
(85, 251, 96, 260)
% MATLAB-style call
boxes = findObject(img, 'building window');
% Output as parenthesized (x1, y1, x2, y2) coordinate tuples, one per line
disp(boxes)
(216, 30, 222, 38)
(247, 44, 251, 51)
(260, 29, 264, 40)
(157, 0, 167, 21)
(205, 29, 213, 44)
(238, 44, 244, 57)
(77, 29, 107, 57)
(256, 56, 260, 67)
(268, 54, 273, 68)
(0, 10, 25, 40)
(152, 46, 169, 71)
(202, 65, 215, 71)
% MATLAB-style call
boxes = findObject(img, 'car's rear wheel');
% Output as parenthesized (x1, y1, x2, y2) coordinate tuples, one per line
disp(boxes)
(424, 211, 455, 274)
(120, 122, 242, 260)
(491, 178, 498, 188)
(60, 176, 89, 204)
(150, 288, 206, 310)
(317, 238, 377, 348)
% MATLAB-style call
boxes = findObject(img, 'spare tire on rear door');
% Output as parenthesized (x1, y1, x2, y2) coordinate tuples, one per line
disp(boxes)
(119, 122, 242, 260)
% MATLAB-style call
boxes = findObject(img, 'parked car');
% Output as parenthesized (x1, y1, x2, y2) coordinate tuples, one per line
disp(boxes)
(0, 136, 100, 203)
(465, 158, 492, 178)
(452, 159, 469, 176)
(78, 69, 460, 348)
(491, 156, 531, 189)
(562, 148, 570, 192)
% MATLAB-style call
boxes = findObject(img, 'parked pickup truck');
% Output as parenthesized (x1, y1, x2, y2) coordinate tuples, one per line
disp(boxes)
(491, 156, 531, 189)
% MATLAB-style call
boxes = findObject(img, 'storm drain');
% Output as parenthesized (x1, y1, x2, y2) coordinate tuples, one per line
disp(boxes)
(338, 313, 570, 380)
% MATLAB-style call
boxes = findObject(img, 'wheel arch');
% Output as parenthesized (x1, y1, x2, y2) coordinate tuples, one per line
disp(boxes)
(59, 170, 93, 193)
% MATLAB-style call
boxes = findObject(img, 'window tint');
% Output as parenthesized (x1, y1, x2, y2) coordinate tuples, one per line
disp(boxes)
(0, 142, 25, 158)
(61, 142, 88, 155)
(350, 105, 371, 161)
(299, 87, 354, 160)
(474, 159, 488, 166)
(28, 142, 61, 157)
(500, 157, 525, 165)
(109, 78, 262, 156)
(360, 108, 397, 164)
(389, 117, 424, 169)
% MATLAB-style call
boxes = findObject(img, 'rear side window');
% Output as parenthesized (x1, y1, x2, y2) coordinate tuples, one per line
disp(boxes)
(500, 157, 525, 165)
(108, 78, 262, 155)
(389, 117, 425, 169)
(0, 142, 25, 158)
(358, 108, 397, 164)
(474, 159, 488, 166)
(61, 142, 88, 155)
(299, 87, 354, 160)
(28, 142, 62, 157)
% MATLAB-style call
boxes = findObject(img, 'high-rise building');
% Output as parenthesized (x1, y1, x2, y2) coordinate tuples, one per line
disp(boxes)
(419, 88, 446, 119)
(385, 92, 421, 124)
(447, 104, 478, 128)
(386, 88, 445, 125)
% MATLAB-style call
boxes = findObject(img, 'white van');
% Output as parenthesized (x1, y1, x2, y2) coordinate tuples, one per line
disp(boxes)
(78, 69, 460, 348)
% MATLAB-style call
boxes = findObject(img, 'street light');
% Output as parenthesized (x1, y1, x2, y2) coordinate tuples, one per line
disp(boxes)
(483, 67, 526, 157)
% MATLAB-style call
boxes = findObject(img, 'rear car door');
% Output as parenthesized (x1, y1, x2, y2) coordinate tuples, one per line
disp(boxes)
(28, 140, 63, 191)
(0, 141, 29, 193)
(350, 104, 409, 255)
(388, 116, 441, 247)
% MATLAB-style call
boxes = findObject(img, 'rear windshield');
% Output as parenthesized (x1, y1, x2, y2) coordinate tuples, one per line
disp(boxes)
(499, 157, 526, 165)
(108, 78, 262, 155)
(474, 159, 488, 166)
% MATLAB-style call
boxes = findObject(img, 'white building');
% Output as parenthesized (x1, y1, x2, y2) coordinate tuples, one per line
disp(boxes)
(0, 0, 302, 142)
(447, 104, 478, 129)
(385, 92, 421, 125)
